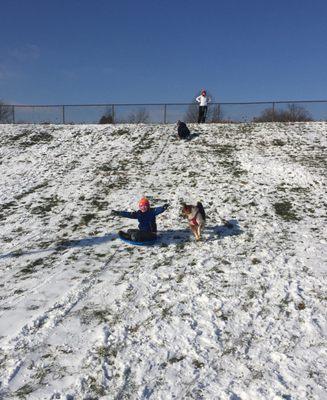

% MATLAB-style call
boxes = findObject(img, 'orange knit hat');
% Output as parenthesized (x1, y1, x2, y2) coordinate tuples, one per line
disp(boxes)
(138, 197, 150, 209)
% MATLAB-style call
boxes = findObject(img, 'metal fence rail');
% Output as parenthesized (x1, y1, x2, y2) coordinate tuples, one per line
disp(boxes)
(0, 100, 326, 124)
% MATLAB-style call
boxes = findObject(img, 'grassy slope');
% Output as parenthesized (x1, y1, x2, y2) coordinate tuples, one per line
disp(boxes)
(0, 122, 326, 399)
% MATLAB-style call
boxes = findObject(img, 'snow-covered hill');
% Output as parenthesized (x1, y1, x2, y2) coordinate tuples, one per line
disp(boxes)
(0, 122, 326, 399)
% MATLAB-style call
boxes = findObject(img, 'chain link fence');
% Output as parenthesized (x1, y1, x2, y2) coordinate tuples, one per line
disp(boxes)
(1, 101, 326, 124)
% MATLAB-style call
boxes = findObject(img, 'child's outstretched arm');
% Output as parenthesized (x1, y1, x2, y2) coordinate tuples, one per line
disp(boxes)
(154, 204, 169, 216)
(111, 210, 138, 219)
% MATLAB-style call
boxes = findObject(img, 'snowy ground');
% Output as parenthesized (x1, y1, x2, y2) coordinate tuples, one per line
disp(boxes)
(0, 122, 326, 400)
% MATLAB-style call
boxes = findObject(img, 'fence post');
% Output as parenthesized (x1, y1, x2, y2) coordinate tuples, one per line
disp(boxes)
(12, 105, 15, 124)
(62, 105, 65, 124)
(272, 102, 275, 122)
(112, 104, 115, 124)
(164, 104, 167, 124)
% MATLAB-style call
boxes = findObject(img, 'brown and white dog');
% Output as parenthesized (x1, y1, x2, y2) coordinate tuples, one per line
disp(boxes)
(181, 202, 206, 241)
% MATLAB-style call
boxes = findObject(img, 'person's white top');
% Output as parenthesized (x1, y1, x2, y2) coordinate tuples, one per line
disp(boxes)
(196, 95, 211, 106)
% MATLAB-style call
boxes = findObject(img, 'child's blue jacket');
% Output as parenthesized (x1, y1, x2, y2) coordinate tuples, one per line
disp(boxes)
(117, 206, 166, 233)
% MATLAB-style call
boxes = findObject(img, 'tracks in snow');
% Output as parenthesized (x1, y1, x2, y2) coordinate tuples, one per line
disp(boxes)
(0, 248, 119, 395)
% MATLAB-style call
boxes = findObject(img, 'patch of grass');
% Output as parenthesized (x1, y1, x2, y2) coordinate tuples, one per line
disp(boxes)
(274, 200, 300, 221)
(32, 365, 52, 384)
(232, 167, 247, 177)
(175, 242, 186, 250)
(14, 384, 35, 398)
(211, 144, 237, 156)
(82, 375, 107, 396)
(276, 184, 287, 193)
(209, 143, 246, 178)
(162, 305, 173, 318)
(30, 195, 63, 215)
(20, 132, 53, 147)
(91, 198, 109, 211)
(0, 201, 17, 214)
(168, 355, 185, 364)
(296, 302, 306, 310)
(95, 252, 107, 258)
(58, 346, 73, 354)
(10, 249, 23, 257)
(80, 308, 111, 325)
(276, 183, 310, 195)
(26, 304, 40, 311)
(210, 266, 225, 274)
(80, 213, 96, 226)
(176, 274, 185, 283)
(41, 353, 52, 358)
(247, 289, 257, 299)
(0, 350, 7, 367)
(15, 258, 44, 277)
(14, 289, 25, 295)
(251, 258, 261, 264)
(222, 347, 235, 356)
(79, 268, 90, 274)
(10, 132, 29, 142)
(127, 324, 141, 333)
(113, 128, 130, 136)
(192, 359, 204, 369)
(220, 313, 228, 321)
(290, 186, 310, 194)
(97, 345, 112, 358)
(272, 139, 286, 146)
(15, 181, 48, 201)
(251, 369, 264, 380)
(239, 124, 253, 134)
(279, 296, 292, 311)
(39, 240, 55, 249)
(98, 163, 112, 172)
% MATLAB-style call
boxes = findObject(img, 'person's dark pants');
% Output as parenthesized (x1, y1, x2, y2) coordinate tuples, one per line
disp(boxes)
(127, 229, 157, 242)
(198, 106, 208, 123)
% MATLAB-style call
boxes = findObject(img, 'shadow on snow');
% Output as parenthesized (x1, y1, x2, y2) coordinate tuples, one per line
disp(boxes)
(0, 220, 243, 258)
(159, 219, 243, 246)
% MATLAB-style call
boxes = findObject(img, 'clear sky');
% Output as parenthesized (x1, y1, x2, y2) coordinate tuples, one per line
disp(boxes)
(1, 0, 326, 105)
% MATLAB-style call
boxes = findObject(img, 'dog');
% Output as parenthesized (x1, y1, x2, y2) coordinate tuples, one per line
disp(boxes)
(181, 201, 206, 241)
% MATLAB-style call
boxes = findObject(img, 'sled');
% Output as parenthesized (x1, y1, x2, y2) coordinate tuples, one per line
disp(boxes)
(118, 232, 158, 246)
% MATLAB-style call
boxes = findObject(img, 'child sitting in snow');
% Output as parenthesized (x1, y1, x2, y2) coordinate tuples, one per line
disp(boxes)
(112, 197, 169, 242)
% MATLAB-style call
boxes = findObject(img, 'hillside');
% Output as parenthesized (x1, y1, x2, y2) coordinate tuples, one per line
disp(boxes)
(0, 122, 326, 399)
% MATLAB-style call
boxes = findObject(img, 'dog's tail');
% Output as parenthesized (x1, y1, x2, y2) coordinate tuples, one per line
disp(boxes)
(197, 202, 206, 220)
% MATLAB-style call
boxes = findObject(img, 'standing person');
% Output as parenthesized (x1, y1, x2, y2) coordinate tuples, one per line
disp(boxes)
(196, 90, 211, 123)
(112, 197, 169, 242)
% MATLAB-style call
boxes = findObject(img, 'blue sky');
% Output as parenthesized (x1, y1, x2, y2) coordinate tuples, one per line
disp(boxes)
(0, 0, 326, 105)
